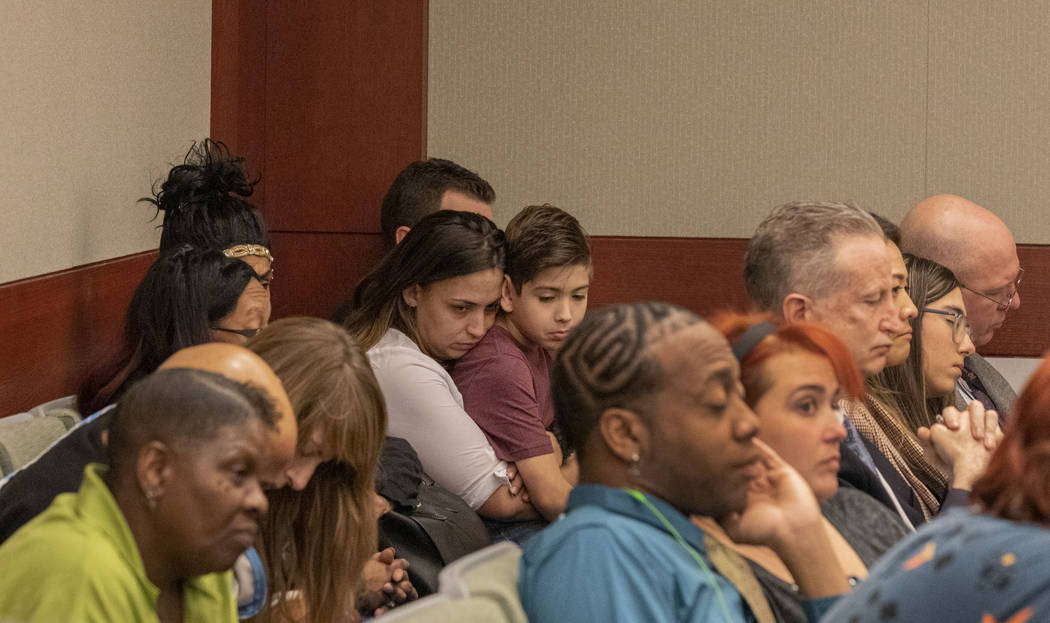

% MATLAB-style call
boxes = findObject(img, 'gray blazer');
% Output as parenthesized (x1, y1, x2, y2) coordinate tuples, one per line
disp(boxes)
(955, 353, 1017, 420)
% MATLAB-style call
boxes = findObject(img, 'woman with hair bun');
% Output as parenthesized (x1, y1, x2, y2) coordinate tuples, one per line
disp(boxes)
(78, 245, 266, 414)
(148, 139, 265, 248)
(145, 138, 274, 290)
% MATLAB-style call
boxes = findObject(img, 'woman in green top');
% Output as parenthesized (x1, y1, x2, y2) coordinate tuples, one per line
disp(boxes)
(0, 368, 279, 623)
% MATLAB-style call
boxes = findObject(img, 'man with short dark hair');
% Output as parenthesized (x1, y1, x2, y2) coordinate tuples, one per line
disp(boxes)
(379, 158, 495, 248)
(900, 194, 1020, 419)
(519, 302, 848, 623)
(332, 158, 496, 326)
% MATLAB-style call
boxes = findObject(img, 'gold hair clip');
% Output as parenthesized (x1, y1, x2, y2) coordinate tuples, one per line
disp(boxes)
(223, 244, 274, 263)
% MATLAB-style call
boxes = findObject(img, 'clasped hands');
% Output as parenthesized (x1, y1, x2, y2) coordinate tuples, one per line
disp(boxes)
(918, 401, 1003, 489)
(359, 547, 418, 617)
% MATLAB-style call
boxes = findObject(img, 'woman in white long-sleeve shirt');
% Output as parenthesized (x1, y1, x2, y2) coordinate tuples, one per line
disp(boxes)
(344, 210, 537, 523)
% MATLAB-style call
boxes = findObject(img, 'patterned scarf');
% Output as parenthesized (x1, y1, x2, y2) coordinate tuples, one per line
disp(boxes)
(843, 397, 949, 520)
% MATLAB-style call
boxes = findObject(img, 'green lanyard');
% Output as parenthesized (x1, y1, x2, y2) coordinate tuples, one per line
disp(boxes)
(622, 488, 736, 623)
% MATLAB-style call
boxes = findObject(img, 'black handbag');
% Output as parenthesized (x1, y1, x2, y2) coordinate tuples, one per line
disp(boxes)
(378, 474, 491, 596)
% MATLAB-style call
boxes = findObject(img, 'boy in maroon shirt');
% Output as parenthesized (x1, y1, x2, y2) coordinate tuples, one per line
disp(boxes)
(452, 205, 590, 522)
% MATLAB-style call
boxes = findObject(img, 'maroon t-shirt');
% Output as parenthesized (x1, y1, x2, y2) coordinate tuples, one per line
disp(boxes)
(451, 323, 554, 462)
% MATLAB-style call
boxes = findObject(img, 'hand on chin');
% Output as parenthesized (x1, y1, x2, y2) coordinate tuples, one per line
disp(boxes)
(720, 439, 823, 548)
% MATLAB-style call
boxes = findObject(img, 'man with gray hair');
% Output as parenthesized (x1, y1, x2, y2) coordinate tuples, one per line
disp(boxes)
(900, 194, 1020, 419)
(744, 201, 903, 377)
(747, 202, 998, 529)
(746, 202, 924, 526)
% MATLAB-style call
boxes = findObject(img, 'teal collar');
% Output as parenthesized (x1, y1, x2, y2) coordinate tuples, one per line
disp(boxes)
(566, 484, 709, 553)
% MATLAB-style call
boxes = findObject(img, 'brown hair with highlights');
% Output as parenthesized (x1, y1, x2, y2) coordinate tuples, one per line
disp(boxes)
(248, 317, 387, 623)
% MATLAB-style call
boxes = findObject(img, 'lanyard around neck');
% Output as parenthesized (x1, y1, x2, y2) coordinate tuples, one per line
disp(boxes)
(622, 488, 735, 623)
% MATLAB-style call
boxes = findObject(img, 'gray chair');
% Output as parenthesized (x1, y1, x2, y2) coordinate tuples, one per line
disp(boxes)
(0, 397, 81, 477)
(380, 541, 527, 623)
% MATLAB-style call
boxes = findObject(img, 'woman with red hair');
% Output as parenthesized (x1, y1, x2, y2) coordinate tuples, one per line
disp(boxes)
(822, 353, 1050, 622)
(695, 312, 911, 623)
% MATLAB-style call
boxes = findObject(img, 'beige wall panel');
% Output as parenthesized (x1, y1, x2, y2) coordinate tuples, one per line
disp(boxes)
(0, 1, 211, 284)
(429, 1, 927, 235)
(927, 1, 1050, 243)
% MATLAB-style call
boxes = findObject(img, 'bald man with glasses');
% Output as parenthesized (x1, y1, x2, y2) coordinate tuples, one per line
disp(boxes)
(900, 195, 1022, 422)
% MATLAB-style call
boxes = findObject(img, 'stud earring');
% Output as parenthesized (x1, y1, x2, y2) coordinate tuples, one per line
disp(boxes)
(144, 489, 158, 510)
(628, 453, 641, 479)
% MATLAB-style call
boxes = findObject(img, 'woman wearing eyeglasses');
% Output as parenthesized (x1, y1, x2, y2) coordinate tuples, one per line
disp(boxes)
(854, 255, 1000, 524)
(0, 244, 267, 551)
(78, 245, 267, 415)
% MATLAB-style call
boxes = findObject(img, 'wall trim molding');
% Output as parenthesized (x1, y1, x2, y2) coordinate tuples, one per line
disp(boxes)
(0, 249, 156, 290)
(2, 238, 1046, 417)
(0, 250, 157, 416)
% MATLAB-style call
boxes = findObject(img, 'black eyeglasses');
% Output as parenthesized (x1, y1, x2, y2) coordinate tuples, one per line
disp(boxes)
(211, 327, 262, 339)
(253, 268, 274, 289)
(922, 308, 971, 345)
(961, 267, 1023, 313)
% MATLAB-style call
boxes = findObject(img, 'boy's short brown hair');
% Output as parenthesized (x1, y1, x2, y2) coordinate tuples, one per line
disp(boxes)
(504, 204, 590, 292)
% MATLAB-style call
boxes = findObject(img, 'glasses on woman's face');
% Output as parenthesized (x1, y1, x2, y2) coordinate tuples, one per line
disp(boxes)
(210, 327, 262, 339)
(922, 308, 972, 345)
(253, 269, 274, 290)
(961, 267, 1023, 313)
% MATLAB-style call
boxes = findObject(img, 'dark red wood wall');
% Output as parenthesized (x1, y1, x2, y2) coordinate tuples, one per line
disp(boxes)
(1, 1, 1047, 417)
(0, 252, 157, 415)
(211, 0, 427, 319)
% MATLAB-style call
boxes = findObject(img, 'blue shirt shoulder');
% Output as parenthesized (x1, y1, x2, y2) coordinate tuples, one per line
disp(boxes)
(519, 485, 751, 623)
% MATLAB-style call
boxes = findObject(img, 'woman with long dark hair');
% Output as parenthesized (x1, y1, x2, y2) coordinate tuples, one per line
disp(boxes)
(344, 210, 535, 524)
(850, 255, 996, 523)
(78, 245, 262, 414)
